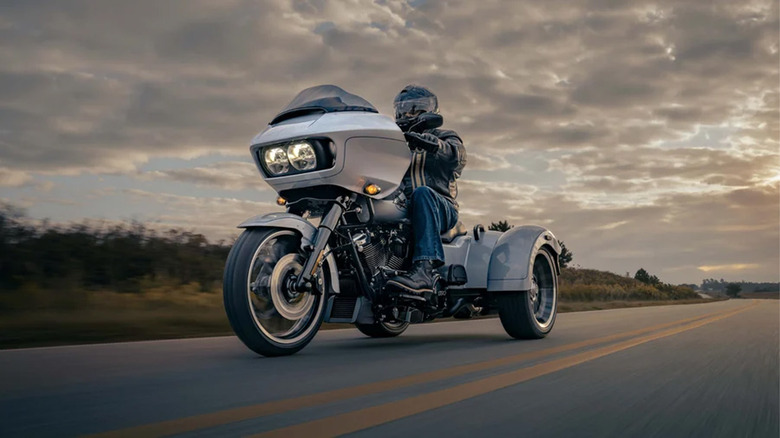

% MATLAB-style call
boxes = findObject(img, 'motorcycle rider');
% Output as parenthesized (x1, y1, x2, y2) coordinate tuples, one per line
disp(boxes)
(387, 85, 467, 295)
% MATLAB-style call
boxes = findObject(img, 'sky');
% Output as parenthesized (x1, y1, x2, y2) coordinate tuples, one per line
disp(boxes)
(0, 0, 778, 285)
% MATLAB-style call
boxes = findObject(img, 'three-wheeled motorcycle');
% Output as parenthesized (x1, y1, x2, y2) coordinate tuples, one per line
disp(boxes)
(224, 85, 560, 356)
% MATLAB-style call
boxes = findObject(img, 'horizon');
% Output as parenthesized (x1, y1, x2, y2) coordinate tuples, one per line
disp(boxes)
(0, 0, 778, 284)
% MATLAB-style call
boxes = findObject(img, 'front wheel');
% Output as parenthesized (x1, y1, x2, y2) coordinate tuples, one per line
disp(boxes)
(223, 228, 326, 357)
(497, 247, 558, 339)
(355, 321, 409, 338)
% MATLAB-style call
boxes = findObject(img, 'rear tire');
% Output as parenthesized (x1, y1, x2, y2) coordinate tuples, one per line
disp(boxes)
(497, 247, 558, 339)
(355, 321, 409, 338)
(224, 228, 326, 357)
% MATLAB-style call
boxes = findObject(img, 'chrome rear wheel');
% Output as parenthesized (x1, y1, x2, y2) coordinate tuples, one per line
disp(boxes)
(497, 247, 558, 339)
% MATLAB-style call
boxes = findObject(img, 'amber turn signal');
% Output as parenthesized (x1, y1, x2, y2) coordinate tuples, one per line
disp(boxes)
(363, 184, 381, 195)
(276, 196, 287, 206)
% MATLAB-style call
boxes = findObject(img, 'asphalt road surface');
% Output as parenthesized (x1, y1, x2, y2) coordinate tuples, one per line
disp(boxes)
(1, 299, 777, 437)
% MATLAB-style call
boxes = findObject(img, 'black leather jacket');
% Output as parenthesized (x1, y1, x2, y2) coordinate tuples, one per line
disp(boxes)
(401, 128, 467, 209)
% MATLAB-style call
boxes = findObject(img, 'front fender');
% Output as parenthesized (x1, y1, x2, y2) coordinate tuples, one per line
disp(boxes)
(487, 225, 560, 292)
(237, 212, 340, 294)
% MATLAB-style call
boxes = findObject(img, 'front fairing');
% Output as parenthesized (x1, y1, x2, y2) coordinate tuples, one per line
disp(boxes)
(250, 111, 411, 199)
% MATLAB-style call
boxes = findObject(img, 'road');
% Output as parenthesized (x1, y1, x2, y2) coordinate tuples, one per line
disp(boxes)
(0, 299, 777, 437)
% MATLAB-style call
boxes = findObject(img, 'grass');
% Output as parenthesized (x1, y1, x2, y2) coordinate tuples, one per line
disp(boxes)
(0, 283, 230, 348)
(0, 268, 711, 349)
(738, 291, 779, 300)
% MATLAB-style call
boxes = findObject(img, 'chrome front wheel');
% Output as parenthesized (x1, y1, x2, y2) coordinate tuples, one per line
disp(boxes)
(224, 228, 326, 356)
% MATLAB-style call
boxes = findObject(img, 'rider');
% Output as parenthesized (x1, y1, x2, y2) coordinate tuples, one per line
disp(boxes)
(387, 85, 467, 295)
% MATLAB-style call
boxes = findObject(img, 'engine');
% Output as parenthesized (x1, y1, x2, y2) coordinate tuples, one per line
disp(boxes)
(357, 226, 410, 275)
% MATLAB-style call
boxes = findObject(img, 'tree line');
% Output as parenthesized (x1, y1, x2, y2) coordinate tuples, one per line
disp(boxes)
(699, 278, 779, 293)
(0, 204, 230, 296)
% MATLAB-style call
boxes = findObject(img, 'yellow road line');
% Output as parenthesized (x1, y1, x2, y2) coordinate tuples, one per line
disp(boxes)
(89, 304, 745, 438)
(252, 302, 758, 438)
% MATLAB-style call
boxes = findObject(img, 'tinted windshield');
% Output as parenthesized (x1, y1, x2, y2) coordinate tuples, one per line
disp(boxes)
(271, 85, 377, 124)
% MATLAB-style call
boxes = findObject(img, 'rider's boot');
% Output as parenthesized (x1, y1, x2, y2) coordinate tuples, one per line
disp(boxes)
(386, 260, 435, 295)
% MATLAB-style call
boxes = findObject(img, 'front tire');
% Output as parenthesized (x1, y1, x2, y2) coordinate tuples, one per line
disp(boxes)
(224, 228, 326, 357)
(497, 247, 558, 339)
(355, 321, 409, 338)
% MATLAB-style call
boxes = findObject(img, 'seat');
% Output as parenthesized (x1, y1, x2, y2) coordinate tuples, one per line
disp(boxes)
(441, 220, 468, 243)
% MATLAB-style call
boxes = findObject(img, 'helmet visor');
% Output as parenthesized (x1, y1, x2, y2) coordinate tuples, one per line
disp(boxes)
(394, 96, 438, 120)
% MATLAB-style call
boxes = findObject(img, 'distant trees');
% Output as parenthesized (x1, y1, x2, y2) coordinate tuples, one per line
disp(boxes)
(725, 283, 742, 298)
(701, 278, 778, 293)
(634, 268, 661, 286)
(488, 220, 512, 232)
(558, 241, 573, 268)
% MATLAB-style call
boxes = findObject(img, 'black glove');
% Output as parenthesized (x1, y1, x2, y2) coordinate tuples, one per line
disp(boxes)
(404, 132, 439, 153)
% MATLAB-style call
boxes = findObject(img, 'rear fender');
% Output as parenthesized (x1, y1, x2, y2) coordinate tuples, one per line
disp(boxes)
(487, 225, 560, 292)
(237, 212, 340, 294)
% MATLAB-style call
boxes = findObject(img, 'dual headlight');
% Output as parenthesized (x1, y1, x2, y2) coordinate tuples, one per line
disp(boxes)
(263, 141, 317, 176)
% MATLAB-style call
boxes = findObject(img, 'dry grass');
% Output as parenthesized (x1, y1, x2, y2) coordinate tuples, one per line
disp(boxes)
(559, 268, 699, 301)
(0, 284, 231, 348)
(738, 292, 779, 300)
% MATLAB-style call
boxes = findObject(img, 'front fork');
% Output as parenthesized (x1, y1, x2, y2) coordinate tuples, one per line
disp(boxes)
(294, 201, 344, 292)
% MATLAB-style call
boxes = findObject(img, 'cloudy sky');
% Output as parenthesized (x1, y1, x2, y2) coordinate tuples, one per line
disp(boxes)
(0, 0, 778, 284)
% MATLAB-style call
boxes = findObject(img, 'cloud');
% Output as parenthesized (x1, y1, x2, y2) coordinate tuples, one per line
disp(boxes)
(698, 264, 762, 273)
(463, 152, 512, 171)
(0, 167, 32, 187)
(139, 161, 266, 191)
(552, 146, 780, 201)
(1, 0, 775, 172)
(122, 188, 279, 239)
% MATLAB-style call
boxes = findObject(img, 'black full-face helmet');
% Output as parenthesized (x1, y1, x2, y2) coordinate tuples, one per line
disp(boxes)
(393, 85, 438, 131)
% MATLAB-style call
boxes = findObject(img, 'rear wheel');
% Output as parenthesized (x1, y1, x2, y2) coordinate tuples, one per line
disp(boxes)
(497, 247, 557, 339)
(223, 228, 326, 356)
(355, 321, 409, 338)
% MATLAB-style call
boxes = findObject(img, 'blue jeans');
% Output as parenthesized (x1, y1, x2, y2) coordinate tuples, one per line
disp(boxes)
(410, 186, 458, 265)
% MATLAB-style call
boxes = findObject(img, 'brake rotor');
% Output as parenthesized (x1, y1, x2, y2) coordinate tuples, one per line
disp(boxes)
(269, 254, 316, 321)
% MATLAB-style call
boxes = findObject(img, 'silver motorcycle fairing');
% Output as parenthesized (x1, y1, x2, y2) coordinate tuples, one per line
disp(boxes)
(486, 225, 561, 292)
(238, 212, 340, 294)
(250, 112, 410, 198)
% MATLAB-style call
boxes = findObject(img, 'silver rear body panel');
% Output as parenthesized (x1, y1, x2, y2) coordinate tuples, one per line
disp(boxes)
(443, 226, 561, 291)
(443, 230, 501, 290)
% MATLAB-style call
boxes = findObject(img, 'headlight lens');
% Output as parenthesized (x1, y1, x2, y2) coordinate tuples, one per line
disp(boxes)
(264, 147, 290, 175)
(287, 142, 317, 171)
